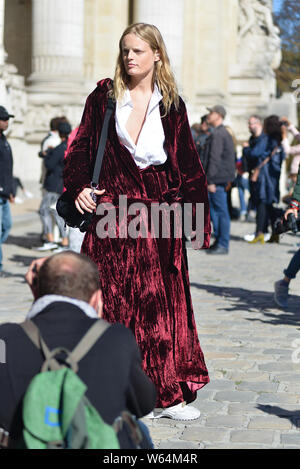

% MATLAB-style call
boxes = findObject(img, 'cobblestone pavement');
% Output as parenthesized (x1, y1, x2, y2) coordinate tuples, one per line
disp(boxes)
(1, 198, 300, 449)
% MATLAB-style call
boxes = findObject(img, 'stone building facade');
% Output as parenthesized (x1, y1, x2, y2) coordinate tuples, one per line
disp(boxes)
(0, 0, 296, 183)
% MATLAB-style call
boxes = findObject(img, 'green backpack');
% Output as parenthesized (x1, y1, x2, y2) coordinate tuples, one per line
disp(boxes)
(17, 319, 121, 449)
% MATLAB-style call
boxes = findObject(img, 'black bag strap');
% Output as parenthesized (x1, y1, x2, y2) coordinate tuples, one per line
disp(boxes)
(91, 96, 115, 189)
(19, 319, 111, 372)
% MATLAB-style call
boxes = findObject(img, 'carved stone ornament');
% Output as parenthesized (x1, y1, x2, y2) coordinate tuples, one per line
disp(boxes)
(238, 0, 282, 74)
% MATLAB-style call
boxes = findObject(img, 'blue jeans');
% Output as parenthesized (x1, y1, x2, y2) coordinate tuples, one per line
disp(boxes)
(209, 185, 231, 250)
(236, 174, 249, 214)
(0, 198, 12, 271)
(284, 249, 300, 280)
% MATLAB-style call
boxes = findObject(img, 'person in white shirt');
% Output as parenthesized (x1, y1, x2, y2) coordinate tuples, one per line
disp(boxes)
(64, 23, 211, 421)
(38, 117, 63, 246)
(281, 118, 300, 186)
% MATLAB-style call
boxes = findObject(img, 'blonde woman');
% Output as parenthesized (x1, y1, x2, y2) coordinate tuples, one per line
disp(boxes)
(64, 23, 211, 420)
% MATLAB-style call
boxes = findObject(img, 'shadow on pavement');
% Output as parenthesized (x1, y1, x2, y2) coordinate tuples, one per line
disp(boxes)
(9, 254, 39, 268)
(6, 232, 41, 250)
(256, 404, 300, 428)
(191, 282, 300, 326)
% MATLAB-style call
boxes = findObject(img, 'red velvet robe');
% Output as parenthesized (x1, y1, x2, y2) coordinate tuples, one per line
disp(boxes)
(63, 79, 211, 408)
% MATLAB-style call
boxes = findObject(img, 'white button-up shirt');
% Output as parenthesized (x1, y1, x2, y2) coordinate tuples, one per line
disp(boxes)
(115, 84, 168, 169)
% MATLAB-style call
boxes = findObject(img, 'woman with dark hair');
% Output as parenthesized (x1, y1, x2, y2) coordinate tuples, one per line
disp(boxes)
(247, 115, 286, 244)
(63, 23, 210, 420)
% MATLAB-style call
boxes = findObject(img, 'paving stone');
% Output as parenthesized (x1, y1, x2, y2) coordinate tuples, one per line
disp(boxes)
(230, 430, 275, 445)
(2, 213, 300, 449)
(158, 440, 200, 450)
(182, 427, 228, 443)
(205, 415, 246, 428)
(228, 403, 269, 415)
(248, 416, 292, 430)
(147, 425, 182, 442)
(256, 393, 299, 405)
(281, 433, 300, 445)
(214, 391, 257, 403)
(205, 379, 236, 391)
(236, 381, 278, 393)
(228, 372, 271, 382)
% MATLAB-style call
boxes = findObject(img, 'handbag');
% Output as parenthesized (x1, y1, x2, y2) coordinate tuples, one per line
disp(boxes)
(56, 97, 115, 232)
(250, 146, 279, 183)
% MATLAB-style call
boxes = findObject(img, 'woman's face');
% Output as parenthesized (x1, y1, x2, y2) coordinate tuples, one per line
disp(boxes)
(121, 33, 159, 82)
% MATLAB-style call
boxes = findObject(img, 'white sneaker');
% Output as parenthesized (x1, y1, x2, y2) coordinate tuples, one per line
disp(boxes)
(14, 196, 24, 204)
(145, 402, 200, 421)
(52, 246, 69, 253)
(24, 190, 34, 199)
(243, 233, 255, 242)
(244, 233, 271, 242)
(36, 242, 58, 251)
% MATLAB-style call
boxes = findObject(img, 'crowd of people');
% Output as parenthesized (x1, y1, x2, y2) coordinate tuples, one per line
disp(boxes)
(0, 21, 299, 449)
(192, 108, 300, 309)
(192, 110, 300, 247)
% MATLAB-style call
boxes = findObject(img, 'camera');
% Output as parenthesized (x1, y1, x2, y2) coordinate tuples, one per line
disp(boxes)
(279, 120, 289, 127)
(273, 213, 300, 235)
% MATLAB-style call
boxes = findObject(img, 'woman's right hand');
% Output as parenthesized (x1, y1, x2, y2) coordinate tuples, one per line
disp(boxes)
(75, 187, 105, 214)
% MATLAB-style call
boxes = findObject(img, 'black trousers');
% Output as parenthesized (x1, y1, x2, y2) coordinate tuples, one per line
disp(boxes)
(256, 201, 277, 234)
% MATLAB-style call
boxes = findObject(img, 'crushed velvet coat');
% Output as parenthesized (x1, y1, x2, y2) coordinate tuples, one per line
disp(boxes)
(63, 79, 211, 408)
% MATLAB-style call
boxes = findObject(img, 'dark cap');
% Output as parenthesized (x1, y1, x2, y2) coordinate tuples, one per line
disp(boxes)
(0, 106, 14, 120)
(58, 122, 72, 135)
(207, 105, 226, 119)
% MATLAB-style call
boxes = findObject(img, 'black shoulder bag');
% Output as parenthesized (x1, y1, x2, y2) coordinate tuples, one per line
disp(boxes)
(56, 97, 115, 233)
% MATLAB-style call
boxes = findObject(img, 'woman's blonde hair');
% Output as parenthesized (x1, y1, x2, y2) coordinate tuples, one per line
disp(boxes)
(112, 23, 179, 114)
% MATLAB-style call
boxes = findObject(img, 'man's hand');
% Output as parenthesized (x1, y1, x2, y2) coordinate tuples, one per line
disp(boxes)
(75, 187, 106, 214)
(242, 142, 249, 148)
(284, 207, 298, 221)
(281, 116, 290, 126)
(207, 184, 217, 193)
(9, 194, 15, 203)
(25, 258, 47, 300)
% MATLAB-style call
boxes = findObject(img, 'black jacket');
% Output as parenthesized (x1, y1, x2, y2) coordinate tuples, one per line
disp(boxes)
(43, 140, 67, 194)
(0, 302, 156, 448)
(0, 132, 13, 199)
(206, 124, 236, 185)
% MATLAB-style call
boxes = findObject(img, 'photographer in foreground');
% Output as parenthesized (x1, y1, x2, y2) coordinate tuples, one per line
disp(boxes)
(0, 252, 156, 448)
(274, 163, 300, 308)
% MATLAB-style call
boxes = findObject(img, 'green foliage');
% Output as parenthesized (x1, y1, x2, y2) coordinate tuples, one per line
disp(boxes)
(274, 0, 300, 121)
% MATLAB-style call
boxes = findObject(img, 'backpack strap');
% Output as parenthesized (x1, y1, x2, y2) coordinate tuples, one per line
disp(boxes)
(66, 319, 110, 366)
(20, 319, 111, 372)
(20, 320, 62, 371)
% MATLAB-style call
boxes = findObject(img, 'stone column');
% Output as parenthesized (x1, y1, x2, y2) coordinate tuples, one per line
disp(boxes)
(0, 0, 6, 66)
(29, 0, 85, 90)
(133, 0, 184, 86)
(84, 0, 129, 84)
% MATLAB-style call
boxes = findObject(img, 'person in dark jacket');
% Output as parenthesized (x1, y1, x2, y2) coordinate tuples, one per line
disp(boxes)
(242, 115, 269, 239)
(37, 122, 72, 252)
(205, 105, 236, 254)
(0, 106, 15, 277)
(194, 114, 213, 172)
(246, 115, 285, 244)
(0, 251, 156, 449)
